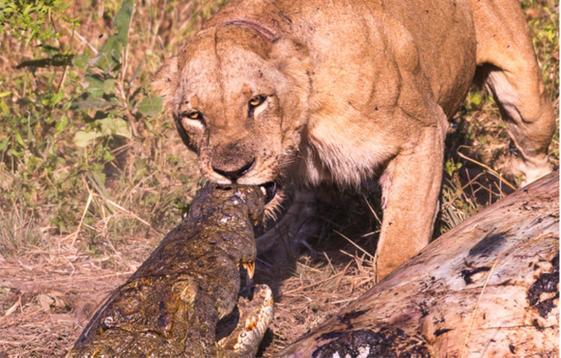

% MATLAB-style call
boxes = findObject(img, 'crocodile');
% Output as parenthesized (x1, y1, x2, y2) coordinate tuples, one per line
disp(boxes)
(69, 184, 273, 357)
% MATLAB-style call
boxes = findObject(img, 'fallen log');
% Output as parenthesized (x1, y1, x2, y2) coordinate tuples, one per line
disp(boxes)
(69, 185, 273, 357)
(282, 172, 559, 357)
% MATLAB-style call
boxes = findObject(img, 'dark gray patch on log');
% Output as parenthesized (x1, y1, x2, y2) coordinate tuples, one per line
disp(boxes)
(318, 331, 346, 341)
(527, 254, 559, 318)
(460, 266, 491, 285)
(468, 232, 506, 257)
(418, 302, 429, 317)
(338, 309, 369, 328)
(312, 328, 431, 358)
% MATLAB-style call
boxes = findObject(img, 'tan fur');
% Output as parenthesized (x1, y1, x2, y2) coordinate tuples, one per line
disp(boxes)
(155, 0, 555, 280)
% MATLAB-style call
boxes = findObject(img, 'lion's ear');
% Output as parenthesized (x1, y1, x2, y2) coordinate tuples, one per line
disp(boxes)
(270, 38, 311, 75)
(270, 38, 309, 65)
(270, 38, 311, 94)
(152, 56, 179, 112)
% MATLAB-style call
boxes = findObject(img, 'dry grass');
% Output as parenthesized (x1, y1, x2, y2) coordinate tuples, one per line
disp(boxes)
(0, 0, 558, 356)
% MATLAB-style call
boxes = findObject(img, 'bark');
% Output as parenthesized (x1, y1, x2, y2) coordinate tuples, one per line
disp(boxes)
(281, 172, 559, 357)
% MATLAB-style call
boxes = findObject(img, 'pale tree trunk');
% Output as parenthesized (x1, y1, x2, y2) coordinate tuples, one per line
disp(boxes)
(281, 172, 559, 357)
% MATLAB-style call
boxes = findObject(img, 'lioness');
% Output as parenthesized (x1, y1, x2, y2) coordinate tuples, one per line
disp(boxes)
(155, 0, 555, 279)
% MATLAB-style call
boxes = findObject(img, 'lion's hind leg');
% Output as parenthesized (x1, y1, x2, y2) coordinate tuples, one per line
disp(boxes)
(470, 0, 555, 185)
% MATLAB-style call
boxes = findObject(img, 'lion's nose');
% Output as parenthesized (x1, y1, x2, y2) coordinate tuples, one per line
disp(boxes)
(212, 158, 256, 182)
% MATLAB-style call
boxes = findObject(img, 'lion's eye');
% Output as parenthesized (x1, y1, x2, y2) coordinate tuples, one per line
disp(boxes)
(178, 110, 205, 129)
(248, 95, 267, 117)
(249, 95, 266, 107)
(184, 111, 203, 121)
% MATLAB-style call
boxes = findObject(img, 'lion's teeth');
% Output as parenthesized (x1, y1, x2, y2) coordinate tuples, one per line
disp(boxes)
(260, 187, 267, 196)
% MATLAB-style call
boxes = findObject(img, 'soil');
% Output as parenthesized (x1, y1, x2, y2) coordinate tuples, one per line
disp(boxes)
(0, 189, 379, 357)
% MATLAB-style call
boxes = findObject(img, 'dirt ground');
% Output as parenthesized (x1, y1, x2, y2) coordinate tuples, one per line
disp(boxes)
(0, 187, 383, 356)
(0, 235, 150, 356)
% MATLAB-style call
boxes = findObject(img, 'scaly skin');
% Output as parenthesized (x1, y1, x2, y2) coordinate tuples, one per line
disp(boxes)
(69, 184, 273, 357)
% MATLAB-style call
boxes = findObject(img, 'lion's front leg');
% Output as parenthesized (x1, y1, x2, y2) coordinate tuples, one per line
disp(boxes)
(375, 126, 445, 281)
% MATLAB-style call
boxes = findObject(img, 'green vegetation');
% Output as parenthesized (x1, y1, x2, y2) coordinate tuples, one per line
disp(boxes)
(0, 0, 558, 255)
(0, 0, 227, 257)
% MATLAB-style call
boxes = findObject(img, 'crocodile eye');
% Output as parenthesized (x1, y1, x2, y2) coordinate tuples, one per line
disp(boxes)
(248, 95, 267, 118)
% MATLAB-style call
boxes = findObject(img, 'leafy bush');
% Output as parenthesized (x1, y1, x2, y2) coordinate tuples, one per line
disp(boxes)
(0, 0, 227, 255)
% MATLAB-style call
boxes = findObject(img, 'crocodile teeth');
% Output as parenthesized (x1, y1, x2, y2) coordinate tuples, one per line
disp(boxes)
(242, 262, 255, 279)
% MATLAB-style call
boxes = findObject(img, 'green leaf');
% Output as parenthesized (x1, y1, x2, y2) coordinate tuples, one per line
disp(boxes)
(469, 92, 482, 107)
(74, 96, 112, 111)
(86, 75, 105, 97)
(102, 79, 116, 95)
(7, 148, 23, 158)
(137, 95, 163, 117)
(445, 160, 463, 176)
(93, 0, 134, 72)
(0, 139, 8, 152)
(103, 150, 115, 162)
(99, 117, 131, 138)
(72, 53, 90, 69)
(55, 115, 69, 134)
(91, 167, 107, 188)
(0, 99, 8, 115)
(15, 131, 25, 147)
(74, 130, 102, 147)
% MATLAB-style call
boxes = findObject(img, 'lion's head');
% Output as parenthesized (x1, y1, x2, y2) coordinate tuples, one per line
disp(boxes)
(155, 22, 310, 208)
